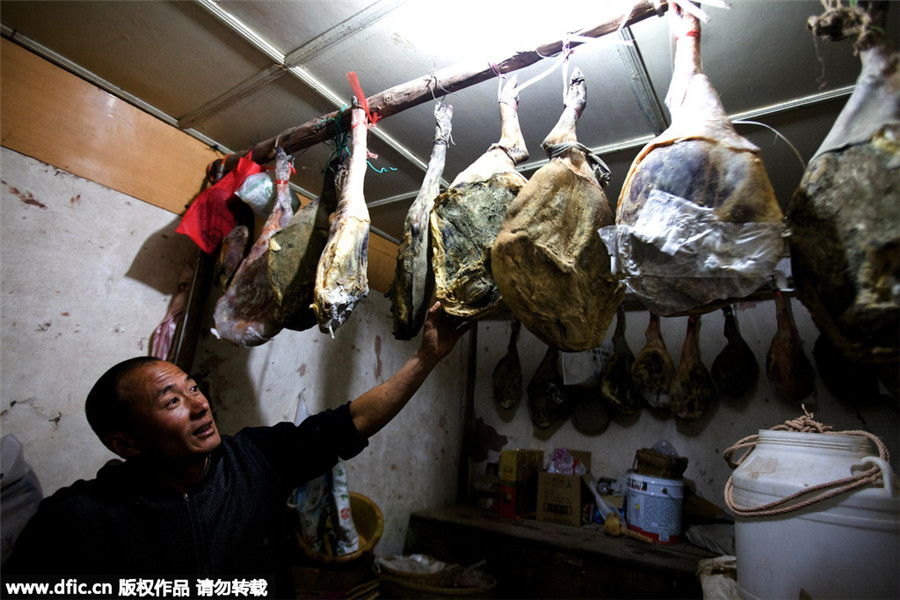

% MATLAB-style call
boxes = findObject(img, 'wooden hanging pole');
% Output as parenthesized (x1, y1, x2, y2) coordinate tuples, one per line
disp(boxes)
(211, 0, 667, 177)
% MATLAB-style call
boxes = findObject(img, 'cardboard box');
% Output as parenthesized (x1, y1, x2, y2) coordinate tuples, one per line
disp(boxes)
(536, 450, 594, 527)
(496, 449, 543, 519)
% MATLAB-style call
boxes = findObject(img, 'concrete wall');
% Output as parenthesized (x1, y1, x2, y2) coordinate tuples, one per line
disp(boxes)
(1, 147, 198, 493)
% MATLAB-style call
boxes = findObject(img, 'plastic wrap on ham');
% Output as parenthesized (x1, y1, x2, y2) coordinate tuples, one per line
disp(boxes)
(387, 102, 453, 340)
(788, 2, 899, 366)
(431, 76, 528, 320)
(602, 8, 785, 316)
(492, 68, 623, 351)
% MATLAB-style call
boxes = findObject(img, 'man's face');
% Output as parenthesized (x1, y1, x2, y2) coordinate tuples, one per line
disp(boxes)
(116, 361, 221, 461)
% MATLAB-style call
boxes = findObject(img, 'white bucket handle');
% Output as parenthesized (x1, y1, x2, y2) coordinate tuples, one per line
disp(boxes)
(859, 456, 898, 497)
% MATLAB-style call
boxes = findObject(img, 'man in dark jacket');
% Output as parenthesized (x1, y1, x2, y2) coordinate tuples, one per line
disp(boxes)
(4, 302, 468, 599)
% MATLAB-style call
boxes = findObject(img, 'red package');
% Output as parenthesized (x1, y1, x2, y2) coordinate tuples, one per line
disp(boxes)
(176, 154, 263, 253)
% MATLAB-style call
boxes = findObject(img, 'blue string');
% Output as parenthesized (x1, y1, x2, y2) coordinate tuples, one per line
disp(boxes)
(366, 161, 398, 174)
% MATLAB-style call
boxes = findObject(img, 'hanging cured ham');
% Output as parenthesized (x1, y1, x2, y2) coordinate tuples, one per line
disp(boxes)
(212, 148, 295, 347)
(670, 315, 717, 420)
(267, 157, 342, 332)
(492, 68, 623, 351)
(215, 224, 249, 290)
(527, 345, 569, 429)
(312, 101, 370, 336)
(492, 319, 522, 411)
(631, 312, 675, 409)
(599, 307, 641, 416)
(431, 75, 528, 319)
(788, 1, 899, 367)
(387, 102, 454, 340)
(710, 305, 758, 398)
(608, 7, 785, 316)
(766, 292, 815, 402)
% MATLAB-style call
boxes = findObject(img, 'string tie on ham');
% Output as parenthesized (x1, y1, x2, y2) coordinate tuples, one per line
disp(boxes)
(544, 141, 611, 187)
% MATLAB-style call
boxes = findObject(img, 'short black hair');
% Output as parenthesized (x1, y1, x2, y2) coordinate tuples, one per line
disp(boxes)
(85, 356, 162, 441)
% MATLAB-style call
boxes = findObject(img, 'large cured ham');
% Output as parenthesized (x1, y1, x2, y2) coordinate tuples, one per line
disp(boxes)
(312, 101, 370, 336)
(609, 7, 785, 316)
(267, 157, 342, 332)
(212, 148, 294, 347)
(788, 2, 899, 367)
(766, 292, 815, 402)
(387, 102, 453, 340)
(431, 76, 528, 319)
(631, 312, 675, 408)
(710, 305, 758, 398)
(670, 315, 717, 420)
(492, 68, 623, 351)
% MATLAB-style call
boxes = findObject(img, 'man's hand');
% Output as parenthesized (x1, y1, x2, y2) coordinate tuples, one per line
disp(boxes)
(419, 301, 472, 364)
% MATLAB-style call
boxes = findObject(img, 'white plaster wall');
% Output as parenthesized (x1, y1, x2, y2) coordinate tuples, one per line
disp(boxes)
(472, 302, 900, 509)
(0, 148, 199, 495)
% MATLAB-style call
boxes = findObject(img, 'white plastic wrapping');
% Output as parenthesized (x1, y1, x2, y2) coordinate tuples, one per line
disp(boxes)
(599, 190, 787, 315)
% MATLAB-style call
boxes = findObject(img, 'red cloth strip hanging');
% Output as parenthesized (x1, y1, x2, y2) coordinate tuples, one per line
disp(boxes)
(346, 71, 379, 127)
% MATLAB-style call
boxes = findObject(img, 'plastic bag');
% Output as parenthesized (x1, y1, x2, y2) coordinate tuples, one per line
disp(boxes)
(289, 460, 359, 557)
(176, 154, 263, 254)
(599, 190, 787, 315)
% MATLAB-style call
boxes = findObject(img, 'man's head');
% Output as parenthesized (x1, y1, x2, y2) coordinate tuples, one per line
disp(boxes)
(86, 358, 221, 461)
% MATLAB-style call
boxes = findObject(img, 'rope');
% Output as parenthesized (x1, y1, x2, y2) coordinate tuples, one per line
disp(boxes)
(723, 405, 890, 518)
(544, 141, 611, 188)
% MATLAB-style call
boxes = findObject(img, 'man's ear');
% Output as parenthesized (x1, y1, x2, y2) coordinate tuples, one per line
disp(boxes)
(104, 432, 142, 458)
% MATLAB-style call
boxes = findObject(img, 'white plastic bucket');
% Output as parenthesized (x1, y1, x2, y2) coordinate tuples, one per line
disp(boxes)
(730, 429, 900, 600)
(625, 471, 683, 544)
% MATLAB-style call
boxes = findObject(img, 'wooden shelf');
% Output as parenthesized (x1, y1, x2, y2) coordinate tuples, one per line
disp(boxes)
(404, 504, 717, 599)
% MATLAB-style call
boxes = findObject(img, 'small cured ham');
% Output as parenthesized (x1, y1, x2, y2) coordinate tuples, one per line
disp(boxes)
(766, 292, 815, 402)
(267, 157, 342, 332)
(214, 224, 249, 290)
(788, 1, 899, 366)
(670, 315, 717, 420)
(612, 7, 784, 316)
(600, 307, 641, 416)
(527, 345, 569, 429)
(212, 148, 294, 347)
(711, 305, 759, 398)
(431, 76, 528, 319)
(631, 312, 675, 409)
(492, 319, 522, 411)
(565, 376, 609, 436)
(312, 101, 370, 336)
(492, 68, 623, 351)
(387, 102, 454, 340)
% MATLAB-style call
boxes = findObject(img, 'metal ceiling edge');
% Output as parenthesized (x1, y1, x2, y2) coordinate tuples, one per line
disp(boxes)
(178, 64, 288, 130)
(192, 0, 432, 180)
(283, 0, 407, 67)
(0, 25, 232, 155)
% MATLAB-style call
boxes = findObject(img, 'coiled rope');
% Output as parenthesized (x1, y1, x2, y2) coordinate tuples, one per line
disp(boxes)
(723, 405, 890, 518)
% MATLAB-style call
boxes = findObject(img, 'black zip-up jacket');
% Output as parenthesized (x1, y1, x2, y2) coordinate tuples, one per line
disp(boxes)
(3, 403, 367, 598)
